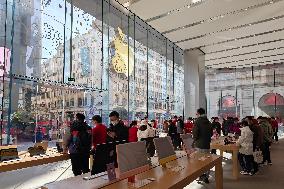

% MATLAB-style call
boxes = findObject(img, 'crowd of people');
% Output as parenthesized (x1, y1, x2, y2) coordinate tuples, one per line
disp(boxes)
(62, 109, 281, 184)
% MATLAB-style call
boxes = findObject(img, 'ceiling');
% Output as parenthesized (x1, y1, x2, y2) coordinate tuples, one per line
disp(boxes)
(117, 0, 284, 69)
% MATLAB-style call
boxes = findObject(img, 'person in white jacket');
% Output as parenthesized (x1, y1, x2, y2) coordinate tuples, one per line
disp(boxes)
(137, 120, 149, 141)
(137, 120, 156, 157)
(236, 120, 254, 176)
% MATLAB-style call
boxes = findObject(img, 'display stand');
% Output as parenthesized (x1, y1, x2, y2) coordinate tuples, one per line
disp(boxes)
(116, 141, 154, 188)
(153, 137, 177, 167)
(180, 134, 196, 157)
(0, 145, 19, 161)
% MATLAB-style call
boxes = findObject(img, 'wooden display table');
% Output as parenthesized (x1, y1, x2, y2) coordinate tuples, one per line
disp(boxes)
(211, 140, 240, 180)
(43, 153, 223, 189)
(0, 148, 69, 173)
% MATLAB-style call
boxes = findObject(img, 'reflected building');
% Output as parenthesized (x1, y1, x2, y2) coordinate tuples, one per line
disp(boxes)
(206, 64, 284, 119)
(31, 20, 179, 127)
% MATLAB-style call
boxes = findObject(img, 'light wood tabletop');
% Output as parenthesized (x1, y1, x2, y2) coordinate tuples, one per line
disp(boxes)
(0, 148, 69, 173)
(43, 153, 223, 189)
(102, 154, 223, 189)
(211, 140, 240, 180)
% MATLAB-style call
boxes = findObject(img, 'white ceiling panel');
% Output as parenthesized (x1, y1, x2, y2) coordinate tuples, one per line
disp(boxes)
(202, 30, 284, 53)
(121, 0, 284, 68)
(177, 16, 284, 49)
(206, 48, 284, 66)
(149, 0, 269, 32)
(205, 40, 284, 61)
(127, 0, 189, 20)
(165, 2, 284, 43)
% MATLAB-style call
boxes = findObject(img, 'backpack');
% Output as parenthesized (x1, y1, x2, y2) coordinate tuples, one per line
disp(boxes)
(68, 126, 91, 154)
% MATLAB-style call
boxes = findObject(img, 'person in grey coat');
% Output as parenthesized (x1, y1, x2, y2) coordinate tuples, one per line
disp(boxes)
(193, 108, 213, 184)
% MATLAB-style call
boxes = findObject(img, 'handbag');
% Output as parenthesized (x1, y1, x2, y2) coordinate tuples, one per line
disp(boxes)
(253, 150, 263, 163)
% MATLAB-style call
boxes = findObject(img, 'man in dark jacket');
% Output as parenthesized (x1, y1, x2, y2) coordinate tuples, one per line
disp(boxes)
(168, 119, 178, 150)
(68, 113, 92, 176)
(222, 117, 234, 136)
(193, 108, 213, 183)
(108, 111, 129, 142)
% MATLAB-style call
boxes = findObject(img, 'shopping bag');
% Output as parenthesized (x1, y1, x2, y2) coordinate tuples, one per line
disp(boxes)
(253, 150, 263, 163)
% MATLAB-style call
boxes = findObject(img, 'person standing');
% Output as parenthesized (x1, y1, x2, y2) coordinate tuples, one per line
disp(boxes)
(270, 117, 279, 143)
(128, 120, 138, 142)
(211, 117, 222, 135)
(137, 120, 149, 141)
(91, 115, 107, 175)
(258, 116, 273, 165)
(91, 115, 107, 149)
(245, 116, 263, 174)
(223, 117, 234, 136)
(184, 117, 194, 134)
(108, 111, 129, 142)
(193, 108, 213, 184)
(237, 120, 254, 176)
(168, 119, 178, 150)
(176, 116, 184, 149)
(163, 120, 169, 133)
(67, 113, 92, 176)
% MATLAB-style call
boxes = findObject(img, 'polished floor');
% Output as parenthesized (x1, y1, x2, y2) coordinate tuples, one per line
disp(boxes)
(186, 138, 284, 189)
(1, 137, 284, 189)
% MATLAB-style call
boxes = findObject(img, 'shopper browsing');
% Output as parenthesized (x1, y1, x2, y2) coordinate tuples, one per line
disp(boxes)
(193, 108, 213, 184)
(237, 120, 254, 176)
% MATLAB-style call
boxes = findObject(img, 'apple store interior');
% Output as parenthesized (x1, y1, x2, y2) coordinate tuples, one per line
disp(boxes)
(0, 0, 284, 189)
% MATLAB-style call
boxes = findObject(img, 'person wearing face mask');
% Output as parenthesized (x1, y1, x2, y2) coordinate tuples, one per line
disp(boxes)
(108, 111, 129, 142)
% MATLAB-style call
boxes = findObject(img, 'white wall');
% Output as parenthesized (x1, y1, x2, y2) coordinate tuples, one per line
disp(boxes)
(184, 49, 205, 118)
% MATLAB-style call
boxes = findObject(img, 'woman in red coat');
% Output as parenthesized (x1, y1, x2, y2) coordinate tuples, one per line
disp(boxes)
(128, 120, 138, 142)
(92, 115, 107, 149)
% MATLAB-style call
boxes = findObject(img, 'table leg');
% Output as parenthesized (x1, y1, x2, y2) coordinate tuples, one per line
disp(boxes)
(215, 159, 223, 189)
(219, 150, 224, 157)
(232, 150, 239, 180)
(89, 154, 93, 170)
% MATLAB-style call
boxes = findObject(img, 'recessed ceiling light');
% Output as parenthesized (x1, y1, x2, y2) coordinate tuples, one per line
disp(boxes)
(192, 0, 202, 3)
(244, 8, 248, 11)
(187, 5, 190, 8)
(272, 17, 276, 20)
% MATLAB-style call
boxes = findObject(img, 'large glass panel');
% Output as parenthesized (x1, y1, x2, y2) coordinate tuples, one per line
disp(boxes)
(206, 64, 284, 120)
(166, 41, 174, 119)
(173, 47, 184, 117)
(0, 0, 184, 148)
(133, 17, 148, 120)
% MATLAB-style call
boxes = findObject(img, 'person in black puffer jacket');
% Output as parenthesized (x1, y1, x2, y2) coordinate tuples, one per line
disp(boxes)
(68, 113, 92, 176)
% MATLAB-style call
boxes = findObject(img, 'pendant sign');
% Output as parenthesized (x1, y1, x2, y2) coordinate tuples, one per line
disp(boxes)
(68, 77, 75, 82)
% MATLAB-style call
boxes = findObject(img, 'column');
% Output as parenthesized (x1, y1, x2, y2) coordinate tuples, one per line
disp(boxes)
(184, 49, 206, 118)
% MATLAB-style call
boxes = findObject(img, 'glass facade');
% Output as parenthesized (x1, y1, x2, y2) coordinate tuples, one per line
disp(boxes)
(0, 0, 184, 148)
(206, 63, 284, 120)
